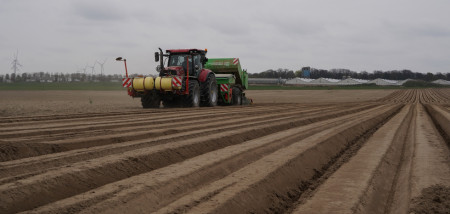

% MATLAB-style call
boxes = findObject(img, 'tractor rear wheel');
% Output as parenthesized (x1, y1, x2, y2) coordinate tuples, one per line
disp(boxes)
(183, 80, 200, 107)
(232, 87, 242, 105)
(141, 91, 160, 108)
(201, 73, 218, 107)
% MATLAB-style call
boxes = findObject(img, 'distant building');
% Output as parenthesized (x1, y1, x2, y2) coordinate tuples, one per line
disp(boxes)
(432, 79, 450, 85)
(367, 78, 399, 86)
(310, 78, 340, 85)
(285, 78, 313, 85)
(398, 79, 413, 85)
(264, 77, 422, 86)
(338, 78, 369, 85)
(248, 78, 286, 85)
(302, 67, 311, 78)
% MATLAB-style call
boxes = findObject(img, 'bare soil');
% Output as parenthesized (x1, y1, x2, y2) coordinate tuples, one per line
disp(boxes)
(246, 89, 394, 103)
(410, 185, 450, 214)
(0, 88, 449, 214)
(0, 89, 394, 117)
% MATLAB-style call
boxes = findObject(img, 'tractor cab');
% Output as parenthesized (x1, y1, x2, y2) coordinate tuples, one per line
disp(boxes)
(117, 47, 249, 108)
(156, 49, 208, 78)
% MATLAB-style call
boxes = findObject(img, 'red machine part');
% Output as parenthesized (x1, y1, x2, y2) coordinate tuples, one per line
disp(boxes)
(164, 66, 185, 76)
(198, 69, 212, 82)
(172, 76, 182, 88)
(184, 56, 190, 95)
(123, 60, 128, 78)
(220, 84, 232, 102)
(166, 49, 206, 53)
(122, 78, 132, 88)
(220, 84, 229, 92)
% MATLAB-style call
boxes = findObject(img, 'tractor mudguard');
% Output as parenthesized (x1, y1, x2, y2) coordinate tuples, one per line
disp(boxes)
(198, 69, 213, 82)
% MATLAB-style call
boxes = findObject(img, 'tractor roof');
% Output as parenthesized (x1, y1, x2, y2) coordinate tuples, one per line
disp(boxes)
(166, 49, 207, 54)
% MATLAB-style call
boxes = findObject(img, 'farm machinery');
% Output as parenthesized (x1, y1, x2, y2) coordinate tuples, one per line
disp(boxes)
(117, 48, 250, 108)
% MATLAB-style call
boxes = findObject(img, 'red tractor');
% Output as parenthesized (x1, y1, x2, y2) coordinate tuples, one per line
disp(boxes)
(117, 48, 249, 108)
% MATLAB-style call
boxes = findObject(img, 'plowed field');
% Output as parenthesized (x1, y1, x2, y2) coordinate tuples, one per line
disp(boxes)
(1, 89, 449, 214)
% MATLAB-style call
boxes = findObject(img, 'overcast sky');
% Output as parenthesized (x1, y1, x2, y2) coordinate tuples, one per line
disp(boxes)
(1, 0, 450, 76)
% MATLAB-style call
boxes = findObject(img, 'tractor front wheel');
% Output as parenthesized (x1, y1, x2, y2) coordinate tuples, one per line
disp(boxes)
(141, 91, 161, 108)
(201, 73, 218, 107)
(183, 80, 200, 107)
(232, 87, 242, 105)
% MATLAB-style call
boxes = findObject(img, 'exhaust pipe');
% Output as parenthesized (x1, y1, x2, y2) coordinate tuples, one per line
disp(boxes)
(158, 47, 164, 70)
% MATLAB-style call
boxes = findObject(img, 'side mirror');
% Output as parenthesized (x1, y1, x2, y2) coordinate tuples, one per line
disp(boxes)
(116, 57, 123, 61)
(154, 52, 159, 62)
(202, 57, 208, 64)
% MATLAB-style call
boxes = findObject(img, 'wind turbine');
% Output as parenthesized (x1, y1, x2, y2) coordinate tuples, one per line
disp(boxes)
(80, 64, 89, 81)
(96, 58, 107, 77)
(82, 64, 88, 75)
(88, 64, 95, 76)
(88, 63, 96, 81)
(11, 50, 23, 81)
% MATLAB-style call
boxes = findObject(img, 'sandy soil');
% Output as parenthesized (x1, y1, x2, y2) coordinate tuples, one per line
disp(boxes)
(410, 185, 450, 214)
(0, 90, 142, 117)
(0, 88, 449, 214)
(246, 89, 394, 103)
(0, 89, 394, 117)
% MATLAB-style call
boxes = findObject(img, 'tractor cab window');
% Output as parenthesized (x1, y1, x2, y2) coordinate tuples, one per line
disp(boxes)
(193, 55, 202, 71)
(168, 54, 189, 67)
(168, 54, 200, 75)
(169, 54, 191, 73)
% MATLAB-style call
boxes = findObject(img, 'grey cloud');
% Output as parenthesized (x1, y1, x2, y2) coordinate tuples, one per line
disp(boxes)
(259, 15, 325, 38)
(408, 25, 450, 38)
(383, 21, 450, 38)
(71, 1, 126, 22)
(1, 0, 450, 75)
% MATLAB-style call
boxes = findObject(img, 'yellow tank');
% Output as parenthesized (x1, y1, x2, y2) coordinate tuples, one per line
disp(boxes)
(155, 77, 174, 91)
(132, 77, 154, 91)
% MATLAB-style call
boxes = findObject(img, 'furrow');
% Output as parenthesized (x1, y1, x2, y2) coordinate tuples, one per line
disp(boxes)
(0, 105, 382, 213)
(407, 104, 450, 213)
(388, 104, 450, 213)
(293, 104, 413, 214)
(378, 90, 402, 102)
(293, 103, 450, 214)
(0, 104, 302, 136)
(0, 105, 348, 161)
(151, 105, 401, 214)
(19, 104, 397, 214)
(0, 104, 306, 131)
(0, 104, 325, 138)
(0, 108, 192, 125)
(424, 104, 450, 142)
(0, 104, 282, 124)
(0, 104, 352, 174)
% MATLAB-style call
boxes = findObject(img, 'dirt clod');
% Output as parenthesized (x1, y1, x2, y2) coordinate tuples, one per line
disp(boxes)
(410, 185, 450, 214)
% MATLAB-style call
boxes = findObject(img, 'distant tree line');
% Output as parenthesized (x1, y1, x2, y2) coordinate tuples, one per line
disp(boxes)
(2, 69, 449, 83)
(0, 72, 145, 83)
(249, 68, 450, 81)
(248, 68, 296, 79)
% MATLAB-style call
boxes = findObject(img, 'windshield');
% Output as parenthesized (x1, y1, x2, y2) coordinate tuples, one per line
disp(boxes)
(168, 54, 191, 67)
